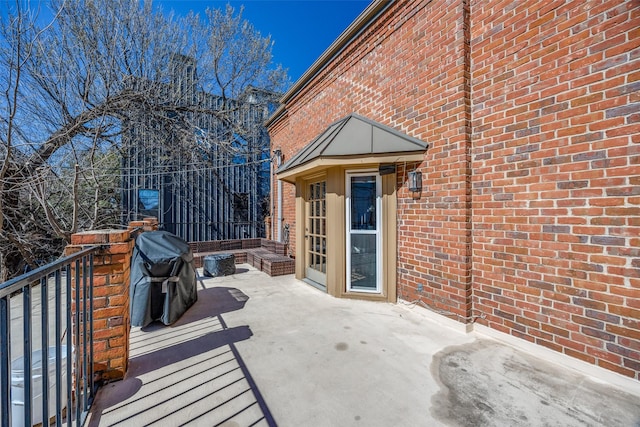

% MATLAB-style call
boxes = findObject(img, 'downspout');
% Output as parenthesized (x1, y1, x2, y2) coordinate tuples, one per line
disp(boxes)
(278, 180, 283, 242)
(273, 149, 283, 241)
(270, 154, 274, 239)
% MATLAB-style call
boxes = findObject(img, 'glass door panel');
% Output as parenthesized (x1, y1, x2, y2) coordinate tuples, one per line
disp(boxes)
(350, 234, 377, 290)
(306, 180, 327, 287)
(346, 173, 381, 293)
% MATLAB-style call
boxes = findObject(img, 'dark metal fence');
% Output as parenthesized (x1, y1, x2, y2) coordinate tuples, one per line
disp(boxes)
(0, 246, 99, 427)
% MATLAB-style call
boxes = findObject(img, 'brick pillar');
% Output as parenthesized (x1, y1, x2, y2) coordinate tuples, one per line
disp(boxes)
(64, 218, 158, 382)
(128, 217, 159, 232)
(65, 229, 134, 382)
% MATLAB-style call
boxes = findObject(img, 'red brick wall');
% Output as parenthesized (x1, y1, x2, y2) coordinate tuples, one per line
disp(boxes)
(269, 0, 640, 380)
(470, 0, 639, 379)
(270, 114, 297, 252)
(269, 0, 473, 319)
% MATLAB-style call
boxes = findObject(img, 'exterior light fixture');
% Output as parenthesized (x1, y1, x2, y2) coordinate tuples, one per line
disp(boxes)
(273, 148, 283, 168)
(408, 170, 422, 192)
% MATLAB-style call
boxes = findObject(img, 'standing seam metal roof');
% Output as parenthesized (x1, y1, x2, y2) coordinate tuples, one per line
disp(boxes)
(276, 113, 428, 174)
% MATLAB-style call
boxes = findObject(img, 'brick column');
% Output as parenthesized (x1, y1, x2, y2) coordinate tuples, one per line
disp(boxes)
(65, 218, 158, 382)
(128, 217, 159, 233)
(65, 229, 134, 382)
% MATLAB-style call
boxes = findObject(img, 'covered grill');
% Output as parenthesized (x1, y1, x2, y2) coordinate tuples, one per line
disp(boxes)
(130, 231, 198, 327)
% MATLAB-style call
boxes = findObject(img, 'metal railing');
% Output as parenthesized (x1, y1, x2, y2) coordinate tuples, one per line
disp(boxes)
(0, 246, 100, 427)
(162, 220, 266, 242)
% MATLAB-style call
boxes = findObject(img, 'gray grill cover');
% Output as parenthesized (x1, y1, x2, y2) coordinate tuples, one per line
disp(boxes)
(130, 231, 198, 327)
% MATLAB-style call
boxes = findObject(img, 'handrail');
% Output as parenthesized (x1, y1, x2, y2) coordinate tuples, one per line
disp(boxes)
(0, 246, 101, 299)
(0, 244, 101, 427)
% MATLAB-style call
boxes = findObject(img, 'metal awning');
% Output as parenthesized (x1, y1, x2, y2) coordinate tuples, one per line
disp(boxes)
(276, 113, 428, 182)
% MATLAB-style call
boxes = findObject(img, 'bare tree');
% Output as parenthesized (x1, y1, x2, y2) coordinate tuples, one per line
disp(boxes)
(0, 0, 288, 278)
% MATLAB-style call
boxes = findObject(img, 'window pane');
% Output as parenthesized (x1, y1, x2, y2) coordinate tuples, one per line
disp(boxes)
(351, 176, 376, 230)
(350, 234, 376, 290)
(138, 189, 159, 218)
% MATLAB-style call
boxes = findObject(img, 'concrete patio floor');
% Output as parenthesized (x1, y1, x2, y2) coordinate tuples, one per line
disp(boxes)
(88, 265, 640, 427)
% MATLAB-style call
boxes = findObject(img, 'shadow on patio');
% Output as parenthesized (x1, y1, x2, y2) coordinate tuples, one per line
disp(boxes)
(87, 270, 276, 427)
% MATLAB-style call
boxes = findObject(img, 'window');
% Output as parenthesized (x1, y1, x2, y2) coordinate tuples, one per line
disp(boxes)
(138, 189, 159, 219)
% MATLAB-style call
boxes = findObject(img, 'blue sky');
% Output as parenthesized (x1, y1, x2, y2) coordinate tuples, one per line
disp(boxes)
(155, 0, 371, 83)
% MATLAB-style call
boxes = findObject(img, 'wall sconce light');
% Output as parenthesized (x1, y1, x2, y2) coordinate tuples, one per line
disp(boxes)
(272, 148, 283, 168)
(408, 170, 422, 192)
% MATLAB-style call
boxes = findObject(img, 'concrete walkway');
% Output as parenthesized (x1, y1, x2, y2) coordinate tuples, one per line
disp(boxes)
(88, 265, 640, 426)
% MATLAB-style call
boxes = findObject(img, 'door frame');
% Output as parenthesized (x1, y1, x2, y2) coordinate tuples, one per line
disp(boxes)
(303, 176, 327, 289)
(345, 170, 383, 294)
(293, 166, 397, 302)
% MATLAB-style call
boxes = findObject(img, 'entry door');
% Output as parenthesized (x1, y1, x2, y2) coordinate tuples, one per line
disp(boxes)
(346, 172, 382, 293)
(305, 180, 327, 288)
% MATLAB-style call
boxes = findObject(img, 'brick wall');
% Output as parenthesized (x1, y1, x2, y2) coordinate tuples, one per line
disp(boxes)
(269, 0, 639, 379)
(269, 0, 474, 319)
(470, 0, 639, 379)
(270, 114, 298, 253)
